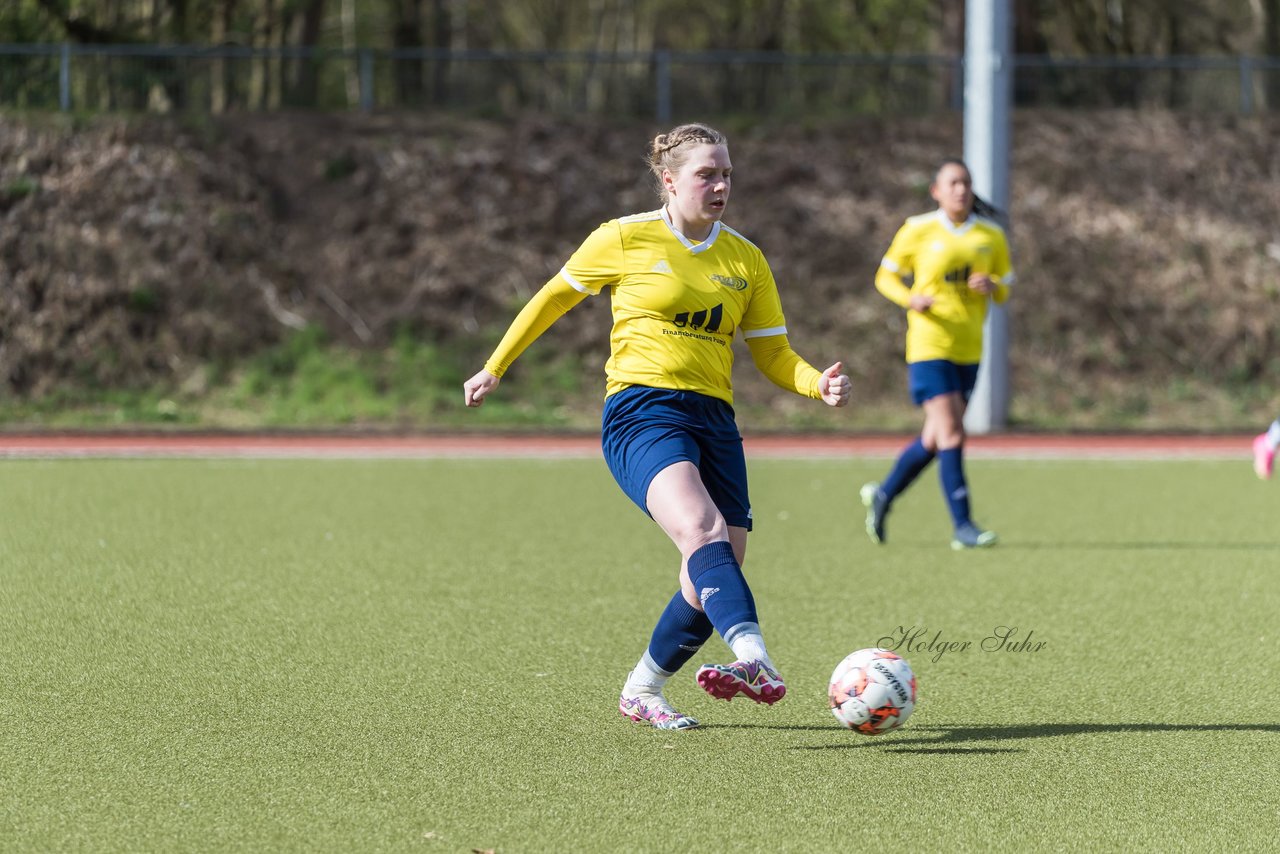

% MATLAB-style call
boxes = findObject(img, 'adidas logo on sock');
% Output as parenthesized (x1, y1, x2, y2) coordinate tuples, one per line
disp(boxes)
(699, 586, 720, 605)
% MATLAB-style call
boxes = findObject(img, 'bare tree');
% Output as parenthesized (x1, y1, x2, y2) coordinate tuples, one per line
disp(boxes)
(287, 0, 326, 107)
(341, 0, 359, 106)
(390, 0, 424, 105)
(209, 0, 236, 112)
(1260, 0, 1280, 108)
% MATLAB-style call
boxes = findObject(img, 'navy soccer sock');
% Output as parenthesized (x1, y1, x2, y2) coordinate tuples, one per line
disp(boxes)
(880, 437, 936, 503)
(685, 540, 757, 639)
(646, 591, 715, 674)
(937, 446, 971, 527)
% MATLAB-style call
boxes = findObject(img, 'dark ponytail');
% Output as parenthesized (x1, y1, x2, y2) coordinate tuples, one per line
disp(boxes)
(971, 194, 1001, 221)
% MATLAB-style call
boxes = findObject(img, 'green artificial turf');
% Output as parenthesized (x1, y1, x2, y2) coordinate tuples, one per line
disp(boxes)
(2, 457, 1278, 852)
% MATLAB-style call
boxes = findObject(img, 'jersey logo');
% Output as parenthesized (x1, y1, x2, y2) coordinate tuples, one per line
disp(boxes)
(709, 273, 748, 291)
(944, 264, 972, 285)
(651, 259, 673, 274)
(673, 303, 724, 333)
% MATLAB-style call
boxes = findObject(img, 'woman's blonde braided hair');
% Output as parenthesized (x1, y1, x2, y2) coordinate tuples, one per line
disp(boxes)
(646, 123, 727, 201)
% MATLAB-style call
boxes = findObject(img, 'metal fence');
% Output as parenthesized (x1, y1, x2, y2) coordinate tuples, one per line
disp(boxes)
(3, 43, 1279, 119)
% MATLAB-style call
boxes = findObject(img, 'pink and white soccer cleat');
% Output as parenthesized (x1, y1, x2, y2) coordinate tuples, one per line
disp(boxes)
(695, 659, 786, 705)
(619, 692, 700, 730)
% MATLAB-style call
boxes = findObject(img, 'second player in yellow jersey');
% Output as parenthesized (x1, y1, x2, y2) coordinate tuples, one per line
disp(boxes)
(861, 158, 1014, 551)
(875, 208, 1012, 365)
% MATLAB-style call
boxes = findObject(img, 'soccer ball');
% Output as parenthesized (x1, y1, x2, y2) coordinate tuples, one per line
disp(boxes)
(828, 648, 918, 734)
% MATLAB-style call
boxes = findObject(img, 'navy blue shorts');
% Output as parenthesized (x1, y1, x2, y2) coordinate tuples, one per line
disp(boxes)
(908, 359, 980, 406)
(601, 386, 752, 531)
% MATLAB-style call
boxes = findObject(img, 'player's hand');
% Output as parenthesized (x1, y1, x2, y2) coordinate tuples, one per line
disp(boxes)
(908, 294, 934, 312)
(819, 361, 851, 408)
(967, 273, 994, 295)
(464, 369, 501, 407)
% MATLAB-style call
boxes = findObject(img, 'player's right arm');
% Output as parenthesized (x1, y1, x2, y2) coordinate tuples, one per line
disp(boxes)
(481, 279, 589, 379)
(463, 278, 587, 406)
(874, 221, 930, 312)
(464, 221, 622, 407)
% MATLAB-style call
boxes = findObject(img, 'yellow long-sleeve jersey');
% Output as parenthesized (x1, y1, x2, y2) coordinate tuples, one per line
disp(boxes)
(875, 209, 1013, 364)
(484, 208, 823, 405)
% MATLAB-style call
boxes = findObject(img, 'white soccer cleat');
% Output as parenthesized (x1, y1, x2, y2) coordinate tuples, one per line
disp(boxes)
(619, 691, 700, 730)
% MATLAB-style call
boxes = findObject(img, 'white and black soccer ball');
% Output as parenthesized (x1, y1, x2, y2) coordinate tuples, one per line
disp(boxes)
(828, 648, 918, 734)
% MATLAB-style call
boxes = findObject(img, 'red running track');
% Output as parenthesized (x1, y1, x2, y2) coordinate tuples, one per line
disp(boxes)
(0, 432, 1254, 460)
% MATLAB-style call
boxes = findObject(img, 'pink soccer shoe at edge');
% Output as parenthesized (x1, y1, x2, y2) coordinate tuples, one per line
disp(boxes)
(1254, 434, 1275, 480)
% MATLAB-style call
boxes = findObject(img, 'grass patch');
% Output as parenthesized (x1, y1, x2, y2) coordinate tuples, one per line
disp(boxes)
(4, 175, 39, 200)
(0, 327, 605, 431)
(1, 457, 1277, 851)
(0, 323, 1270, 432)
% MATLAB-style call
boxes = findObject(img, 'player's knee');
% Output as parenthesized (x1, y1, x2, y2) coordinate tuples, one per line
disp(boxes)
(671, 514, 729, 557)
(925, 412, 964, 449)
(936, 428, 965, 450)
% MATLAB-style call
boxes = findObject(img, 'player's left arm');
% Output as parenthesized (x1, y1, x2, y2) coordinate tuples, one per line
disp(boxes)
(745, 334, 850, 407)
(990, 231, 1014, 304)
(740, 255, 849, 406)
(967, 229, 1014, 303)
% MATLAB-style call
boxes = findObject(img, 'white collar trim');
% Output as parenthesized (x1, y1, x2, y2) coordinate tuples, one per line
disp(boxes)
(935, 208, 975, 235)
(662, 206, 721, 254)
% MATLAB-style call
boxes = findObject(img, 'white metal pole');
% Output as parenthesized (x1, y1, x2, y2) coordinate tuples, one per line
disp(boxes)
(963, 0, 1012, 434)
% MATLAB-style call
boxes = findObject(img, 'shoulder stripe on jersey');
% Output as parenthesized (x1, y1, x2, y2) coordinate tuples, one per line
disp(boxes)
(742, 326, 787, 339)
(880, 258, 900, 272)
(558, 267, 593, 294)
(905, 212, 935, 226)
(719, 224, 760, 252)
(618, 209, 664, 224)
(974, 215, 1007, 235)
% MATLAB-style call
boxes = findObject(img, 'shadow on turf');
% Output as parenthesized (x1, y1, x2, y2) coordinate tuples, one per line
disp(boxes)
(790, 722, 1280, 754)
(876, 541, 1280, 553)
(1001, 542, 1280, 551)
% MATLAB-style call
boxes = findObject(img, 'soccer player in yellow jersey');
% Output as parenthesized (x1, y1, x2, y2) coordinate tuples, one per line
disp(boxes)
(464, 123, 851, 730)
(860, 159, 1013, 550)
